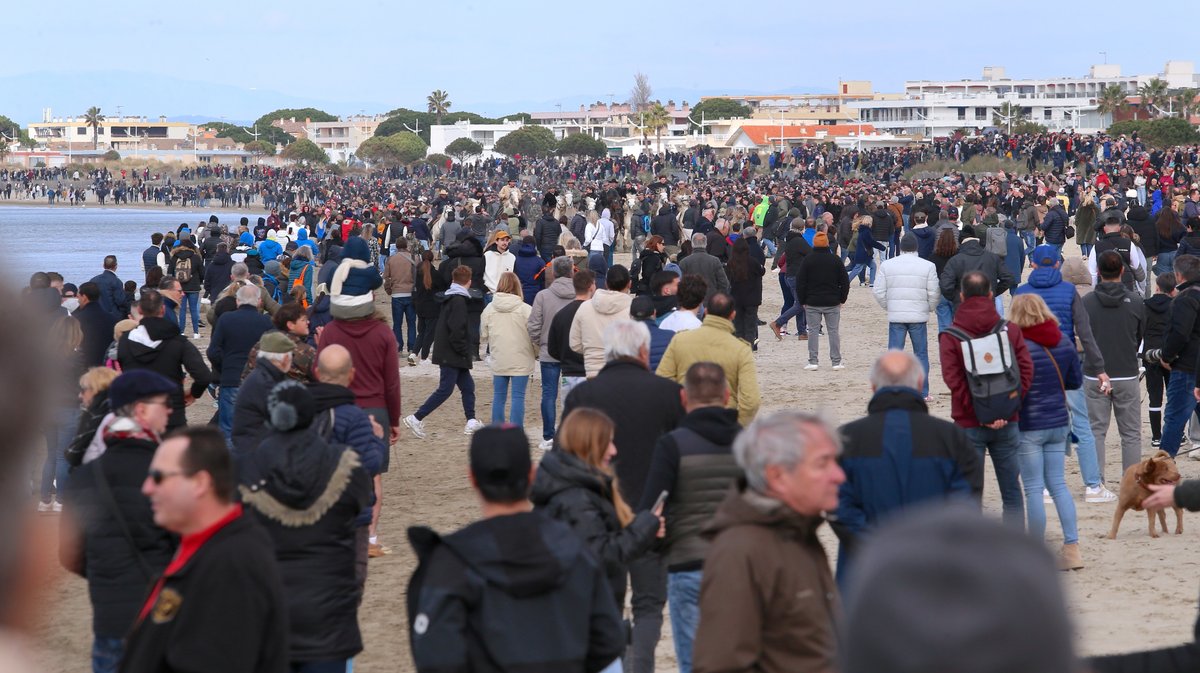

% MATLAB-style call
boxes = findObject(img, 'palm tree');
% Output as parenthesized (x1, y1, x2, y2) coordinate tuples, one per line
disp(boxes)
(1138, 78, 1170, 117)
(1171, 88, 1199, 120)
(991, 101, 1028, 133)
(84, 106, 105, 149)
(427, 90, 451, 125)
(642, 102, 671, 154)
(1095, 84, 1128, 126)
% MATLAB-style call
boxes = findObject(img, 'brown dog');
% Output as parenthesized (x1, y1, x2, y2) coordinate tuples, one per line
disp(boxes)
(1108, 450, 1184, 539)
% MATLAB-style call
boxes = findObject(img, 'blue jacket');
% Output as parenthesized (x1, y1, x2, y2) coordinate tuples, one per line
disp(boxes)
(513, 243, 544, 305)
(336, 238, 383, 298)
(638, 318, 675, 373)
(834, 387, 983, 584)
(308, 382, 386, 528)
(911, 225, 936, 260)
(1003, 228, 1025, 290)
(257, 238, 284, 262)
(288, 259, 316, 303)
(1015, 267, 1078, 344)
(1041, 204, 1068, 245)
(1018, 324, 1082, 432)
(852, 225, 886, 264)
(90, 269, 130, 320)
(295, 229, 319, 254)
(206, 306, 272, 387)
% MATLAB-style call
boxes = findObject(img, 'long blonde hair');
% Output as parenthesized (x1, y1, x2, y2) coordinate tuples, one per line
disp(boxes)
(558, 407, 633, 526)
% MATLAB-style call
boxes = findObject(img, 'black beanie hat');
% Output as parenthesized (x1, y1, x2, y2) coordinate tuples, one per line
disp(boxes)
(267, 380, 315, 432)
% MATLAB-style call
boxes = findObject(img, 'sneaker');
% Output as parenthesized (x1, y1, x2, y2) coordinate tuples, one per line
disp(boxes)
(538, 438, 554, 451)
(192, 332, 201, 340)
(804, 364, 819, 371)
(52, 499, 63, 512)
(37, 501, 51, 513)
(1151, 438, 1161, 448)
(464, 419, 485, 434)
(1043, 488, 1053, 504)
(1084, 484, 1117, 503)
(831, 363, 845, 370)
(407, 353, 418, 367)
(403, 414, 426, 439)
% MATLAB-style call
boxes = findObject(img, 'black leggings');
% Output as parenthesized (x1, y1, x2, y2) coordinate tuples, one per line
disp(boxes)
(1146, 362, 1166, 440)
(415, 314, 436, 359)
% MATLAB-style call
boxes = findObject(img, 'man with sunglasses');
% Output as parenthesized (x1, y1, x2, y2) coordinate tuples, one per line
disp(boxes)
(122, 426, 287, 673)
(60, 370, 178, 673)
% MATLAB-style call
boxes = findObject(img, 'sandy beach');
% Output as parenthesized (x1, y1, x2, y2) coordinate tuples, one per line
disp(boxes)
(28, 243, 1200, 672)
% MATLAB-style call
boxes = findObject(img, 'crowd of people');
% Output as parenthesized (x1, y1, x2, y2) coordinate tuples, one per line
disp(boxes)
(15, 129, 1200, 673)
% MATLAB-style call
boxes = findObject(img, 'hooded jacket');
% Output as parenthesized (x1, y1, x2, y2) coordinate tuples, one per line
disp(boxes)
(231, 358, 288, 462)
(440, 238, 486, 307)
(288, 257, 316, 304)
(528, 277, 576, 362)
(1014, 266, 1106, 375)
(317, 317, 401, 423)
(1082, 281, 1145, 379)
(513, 242, 544, 304)
(203, 251, 233, 299)
(531, 449, 660, 607)
(1144, 293, 1172, 351)
(939, 240, 1015, 304)
(938, 296, 1034, 428)
(873, 252, 939, 323)
(240, 428, 371, 662)
(637, 406, 742, 572)
(407, 512, 625, 673)
(532, 214, 563, 258)
(568, 289, 633, 378)
(657, 314, 760, 423)
(795, 246, 850, 308)
(258, 237, 284, 263)
(168, 246, 205, 293)
(1041, 202, 1068, 244)
(329, 238, 382, 319)
(483, 246, 517, 294)
(432, 287, 473, 370)
(481, 292, 537, 376)
(911, 223, 936, 260)
(116, 316, 212, 430)
(693, 482, 839, 673)
(1018, 320, 1082, 431)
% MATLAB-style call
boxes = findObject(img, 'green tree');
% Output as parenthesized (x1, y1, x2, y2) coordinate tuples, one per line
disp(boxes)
(280, 138, 330, 164)
(688, 99, 752, 131)
(445, 137, 484, 162)
(991, 101, 1028, 133)
(641, 102, 671, 153)
(103, 149, 121, 161)
(427, 90, 452, 125)
(357, 132, 427, 165)
(0, 138, 9, 164)
(0, 115, 33, 148)
(1170, 88, 1199, 119)
(1096, 84, 1128, 126)
(356, 136, 397, 165)
(1011, 121, 1047, 135)
(84, 106, 105, 150)
(245, 140, 276, 156)
(426, 153, 450, 169)
(1108, 118, 1200, 147)
(493, 125, 557, 157)
(253, 108, 337, 131)
(204, 122, 294, 147)
(557, 132, 607, 158)
(1138, 78, 1170, 117)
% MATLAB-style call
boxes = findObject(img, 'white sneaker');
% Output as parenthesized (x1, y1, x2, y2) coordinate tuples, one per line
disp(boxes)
(1043, 488, 1053, 504)
(538, 438, 554, 451)
(407, 353, 418, 367)
(403, 414, 426, 439)
(37, 501, 51, 513)
(1085, 484, 1117, 503)
(192, 332, 201, 340)
(52, 499, 63, 512)
(804, 364, 819, 371)
(464, 419, 485, 434)
(832, 364, 846, 370)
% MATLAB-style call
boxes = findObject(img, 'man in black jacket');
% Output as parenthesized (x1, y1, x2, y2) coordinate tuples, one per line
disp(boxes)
(637, 362, 741, 673)
(231, 332, 293, 466)
(75, 282, 118, 367)
(116, 291, 212, 432)
(563, 320, 684, 673)
(90, 255, 131, 321)
(404, 265, 481, 438)
(939, 236, 1016, 309)
(408, 425, 625, 673)
(121, 427, 288, 673)
(532, 206, 562, 262)
(650, 205, 681, 258)
(61, 370, 178, 672)
(795, 232, 850, 369)
(208, 285, 273, 443)
(769, 219, 814, 340)
(1156, 254, 1200, 458)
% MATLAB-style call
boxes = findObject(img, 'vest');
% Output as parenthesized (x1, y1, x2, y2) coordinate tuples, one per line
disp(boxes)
(142, 245, 161, 274)
(1015, 272, 1077, 345)
(663, 427, 741, 571)
(1094, 232, 1135, 291)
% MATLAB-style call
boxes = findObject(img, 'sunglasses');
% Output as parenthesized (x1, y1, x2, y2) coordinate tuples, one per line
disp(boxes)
(147, 469, 186, 485)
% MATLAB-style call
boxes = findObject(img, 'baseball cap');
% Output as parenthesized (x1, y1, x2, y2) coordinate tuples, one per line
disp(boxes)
(469, 425, 532, 500)
(630, 296, 656, 320)
(1031, 244, 1060, 267)
(494, 230, 512, 240)
(947, 206, 959, 219)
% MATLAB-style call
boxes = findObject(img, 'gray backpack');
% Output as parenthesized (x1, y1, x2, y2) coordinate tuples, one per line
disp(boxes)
(985, 226, 1008, 258)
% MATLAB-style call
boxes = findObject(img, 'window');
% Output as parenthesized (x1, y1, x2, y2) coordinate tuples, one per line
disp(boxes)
(1044, 109, 1053, 120)
(956, 107, 966, 120)
(471, 131, 495, 143)
(77, 127, 87, 135)
(975, 107, 987, 121)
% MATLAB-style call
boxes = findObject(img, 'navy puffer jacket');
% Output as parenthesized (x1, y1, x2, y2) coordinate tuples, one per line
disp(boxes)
(1018, 321, 1082, 432)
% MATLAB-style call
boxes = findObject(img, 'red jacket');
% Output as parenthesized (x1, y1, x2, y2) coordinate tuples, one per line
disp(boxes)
(939, 297, 1033, 428)
(318, 317, 401, 425)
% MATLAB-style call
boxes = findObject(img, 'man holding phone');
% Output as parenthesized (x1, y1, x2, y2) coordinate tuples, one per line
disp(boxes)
(638, 362, 742, 673)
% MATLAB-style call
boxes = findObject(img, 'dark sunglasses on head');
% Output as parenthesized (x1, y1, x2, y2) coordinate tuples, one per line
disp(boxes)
(147, 469, 186, 485)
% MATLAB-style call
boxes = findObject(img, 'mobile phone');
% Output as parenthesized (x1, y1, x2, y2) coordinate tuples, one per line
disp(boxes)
(653, 490, 669, 511)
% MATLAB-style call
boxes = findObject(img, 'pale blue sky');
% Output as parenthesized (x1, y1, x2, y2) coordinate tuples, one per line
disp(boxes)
(1, 0, 1195, 122)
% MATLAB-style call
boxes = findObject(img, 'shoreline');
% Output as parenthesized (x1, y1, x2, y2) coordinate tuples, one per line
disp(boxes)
(0, 200, 258, 215)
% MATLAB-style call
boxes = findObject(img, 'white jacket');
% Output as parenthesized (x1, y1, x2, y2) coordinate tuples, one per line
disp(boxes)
(872, 252, 939, 323)
(480, 292, 537, 376)
(569, 289, 632, 377)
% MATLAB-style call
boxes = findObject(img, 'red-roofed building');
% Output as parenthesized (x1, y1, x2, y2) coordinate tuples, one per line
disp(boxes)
(725, 123, 877, 150)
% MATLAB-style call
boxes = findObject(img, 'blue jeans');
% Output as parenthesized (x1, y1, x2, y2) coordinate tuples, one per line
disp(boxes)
(935, 297, 954, 333)
(390, 296, 417, 351)
(539, 362, 561, 441)
(1155, 250, 1177, 277)
(1020, 231, 1037, 257)
(846, 258, 877, 285)
(1080, 244, 1094, 258)
(416, 366, 476, 421)
(1160, 369, 1200, 457)
(1066, 388, 1101, 488)
(774, 275, 805, 332)
(92, 635, 123, 673)
(1018, 425, 1078, 544)
(218, 386, 239, 443)
(491, 375, 529, 426)
(41, 406, 78, 503)
(964, 424, 1024, 528)
(667, 570, 702, 673)
(887, 323, 929, 396)
(776, 273, 800, 331)
(179, 291, 201, 333)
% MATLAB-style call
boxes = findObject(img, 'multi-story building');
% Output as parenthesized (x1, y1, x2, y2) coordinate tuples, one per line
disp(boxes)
(428, 119, 525, 159)
(848, 62, 1199, 137)
(305, 115, 384, 163)
(528, 101, 694, 142)
(28, 114, 194, 151)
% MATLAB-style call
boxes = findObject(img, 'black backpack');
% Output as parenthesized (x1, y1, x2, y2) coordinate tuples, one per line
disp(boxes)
(944, 321, 1023, 424)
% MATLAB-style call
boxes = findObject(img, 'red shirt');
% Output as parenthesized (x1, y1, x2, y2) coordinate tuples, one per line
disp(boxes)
(137, 504, 243, 623)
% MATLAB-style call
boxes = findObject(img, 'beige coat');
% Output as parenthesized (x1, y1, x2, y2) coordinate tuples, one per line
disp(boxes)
(384, 251, 418, 295)
(480, 292, 537, 376)
(568, 289, 632, 378)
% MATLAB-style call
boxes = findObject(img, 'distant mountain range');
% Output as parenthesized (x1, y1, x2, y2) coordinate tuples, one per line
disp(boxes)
(0, 70, 830, 126)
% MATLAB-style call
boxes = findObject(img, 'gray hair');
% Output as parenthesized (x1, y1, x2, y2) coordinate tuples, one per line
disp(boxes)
(551, 256, 575, 278)
(230, 262, 249, 280)
(259, 351, 291, 368)
(236, 284, 261, 307)
(294, 246, 313, 261)
(691, 232, 708, 248)
(869, 350, 925, 391)
(734, 410, 838, 493)
(603, 320, 650, 363)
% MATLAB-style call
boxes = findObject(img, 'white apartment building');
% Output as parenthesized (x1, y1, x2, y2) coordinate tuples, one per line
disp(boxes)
(29, 114, 193, 151)
(305, 115, 384, 163)
(427, 119, 526, 160)
(848, 62, 1199, 137)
